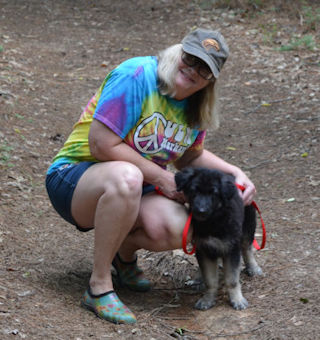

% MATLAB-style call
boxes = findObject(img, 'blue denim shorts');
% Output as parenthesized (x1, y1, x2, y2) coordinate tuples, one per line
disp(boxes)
(46, 162, 96, 231)
(45, 161, 156, 232)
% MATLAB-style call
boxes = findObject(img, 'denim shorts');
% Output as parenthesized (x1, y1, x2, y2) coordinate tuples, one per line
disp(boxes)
(45, 161, 156, 232)
(46, 162, 96, 231)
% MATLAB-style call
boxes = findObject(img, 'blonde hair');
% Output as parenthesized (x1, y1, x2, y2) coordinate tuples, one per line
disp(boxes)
(157, 44, 220, 130)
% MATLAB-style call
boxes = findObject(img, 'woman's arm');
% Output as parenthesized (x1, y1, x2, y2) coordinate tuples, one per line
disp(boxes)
(89, 119, 181, 200)
(175, 148, 256, 205)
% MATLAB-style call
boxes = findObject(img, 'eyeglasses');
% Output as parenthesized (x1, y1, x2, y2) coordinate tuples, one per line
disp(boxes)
(181, 52, 214, 81)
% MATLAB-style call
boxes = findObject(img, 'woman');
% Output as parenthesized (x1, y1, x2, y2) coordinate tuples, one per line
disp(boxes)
(46, 28, 256, 324)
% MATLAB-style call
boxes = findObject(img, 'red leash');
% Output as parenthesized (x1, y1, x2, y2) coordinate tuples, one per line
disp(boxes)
(235, 184, 266, 251)
(155, 186, 195, 254)
(182, 212, 196, 255)
(155, 184, 266, 255)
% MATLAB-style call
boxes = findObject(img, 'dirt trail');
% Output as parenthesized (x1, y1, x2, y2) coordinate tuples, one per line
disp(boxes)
(1, 1, 319, 339)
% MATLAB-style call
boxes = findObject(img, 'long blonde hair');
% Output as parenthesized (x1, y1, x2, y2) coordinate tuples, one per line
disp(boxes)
(157, 44, 220, 130)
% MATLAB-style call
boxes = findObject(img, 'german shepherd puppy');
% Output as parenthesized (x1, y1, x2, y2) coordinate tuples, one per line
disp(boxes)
(175, 167, 262, 311)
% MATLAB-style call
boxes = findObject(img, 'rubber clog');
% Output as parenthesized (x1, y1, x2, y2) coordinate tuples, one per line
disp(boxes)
(81, 288, 136, 324)
(112, 253, 151, 292)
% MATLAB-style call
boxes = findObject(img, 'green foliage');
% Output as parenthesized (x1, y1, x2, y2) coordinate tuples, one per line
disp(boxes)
(278, 34, 316, 51)
(174, 328, 186, 336)
(197, 0, 216, 10)
(0, 45, 3, 53)
(302, 4, 320, 31)
(249, 0, 263, 8)
(0, 142, 14, 167)
(259, 22, 279, 45)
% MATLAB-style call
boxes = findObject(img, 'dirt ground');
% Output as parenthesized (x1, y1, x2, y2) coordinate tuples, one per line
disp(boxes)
(1, 0, 319, 339)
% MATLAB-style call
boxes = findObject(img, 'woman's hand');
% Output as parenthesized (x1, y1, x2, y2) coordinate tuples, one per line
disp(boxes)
(176, 148, 257, 206)
(233, 169, 256, 206)
(157, 171, 186, 204)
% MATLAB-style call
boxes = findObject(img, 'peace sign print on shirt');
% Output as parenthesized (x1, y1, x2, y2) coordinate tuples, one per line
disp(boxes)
(133, 112, 193, 155)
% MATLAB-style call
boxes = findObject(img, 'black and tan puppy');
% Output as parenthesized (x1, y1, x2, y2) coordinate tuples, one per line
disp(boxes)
(175, 167, 262, 311)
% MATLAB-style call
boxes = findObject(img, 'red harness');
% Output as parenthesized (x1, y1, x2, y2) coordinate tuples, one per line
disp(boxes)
(156, 184, 266, 255)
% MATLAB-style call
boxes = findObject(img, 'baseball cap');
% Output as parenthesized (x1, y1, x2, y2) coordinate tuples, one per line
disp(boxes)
(182, 28, 229, 79)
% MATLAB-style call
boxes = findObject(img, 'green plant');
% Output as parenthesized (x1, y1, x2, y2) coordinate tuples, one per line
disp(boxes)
(302, 4, 320, 31)
(259, 22, 279, 45)
(249, 0, 263, 8)
(278, 34, 316, 51)
(0, 142, 14, 167)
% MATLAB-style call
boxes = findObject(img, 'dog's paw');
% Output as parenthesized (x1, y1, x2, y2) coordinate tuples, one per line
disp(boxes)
(245, 265, 263, 277)
(185, 278, 206, 292)
(230, 297, 249, 310)
(194, 294, 216, 310)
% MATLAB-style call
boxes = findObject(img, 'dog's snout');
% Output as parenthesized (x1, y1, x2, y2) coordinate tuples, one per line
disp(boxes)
(193, 210, 209, 221)
(192, 196, 212, 220)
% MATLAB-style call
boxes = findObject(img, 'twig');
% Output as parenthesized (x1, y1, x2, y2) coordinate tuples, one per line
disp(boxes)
(299, 12, 304, 26)
(244, 97, 293, 115)
(156, 253, 168, 267)
(244, 159, 275, 170)
(158, 316, 192, 321)
(0, 90, 15, 98)
(148, 298, 181, 318)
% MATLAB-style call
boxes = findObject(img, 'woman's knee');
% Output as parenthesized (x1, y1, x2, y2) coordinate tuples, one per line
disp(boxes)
(139, 200, 189, 249)
(71, 162, 143, 224)
(143, 221, 184, 250)
(100, 162, 143, 198)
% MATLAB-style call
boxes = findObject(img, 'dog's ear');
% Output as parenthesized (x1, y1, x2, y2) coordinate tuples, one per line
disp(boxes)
(175, 167, 196, 192)
(221, 175, 237, 201)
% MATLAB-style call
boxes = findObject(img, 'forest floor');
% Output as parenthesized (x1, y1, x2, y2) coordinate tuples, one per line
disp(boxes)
(1, 0, 319, 339)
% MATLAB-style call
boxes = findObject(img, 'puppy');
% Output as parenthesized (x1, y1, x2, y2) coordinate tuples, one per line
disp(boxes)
(175, 167, 262, 311)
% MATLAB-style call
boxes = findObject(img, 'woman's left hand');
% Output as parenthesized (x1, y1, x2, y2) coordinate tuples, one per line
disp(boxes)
(177, 148, 257, 206)
(234, 170, 256, 206)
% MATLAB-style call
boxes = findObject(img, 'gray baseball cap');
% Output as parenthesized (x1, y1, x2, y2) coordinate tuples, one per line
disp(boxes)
(182, 28, 229, 78)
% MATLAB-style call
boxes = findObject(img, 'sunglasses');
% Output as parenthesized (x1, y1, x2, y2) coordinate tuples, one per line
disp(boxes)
(181, 52, 214, 81)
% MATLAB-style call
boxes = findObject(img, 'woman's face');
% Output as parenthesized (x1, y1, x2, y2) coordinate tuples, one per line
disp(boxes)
(174, 54, 211, 100)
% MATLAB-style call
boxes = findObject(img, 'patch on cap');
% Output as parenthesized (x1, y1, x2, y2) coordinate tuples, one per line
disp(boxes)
(202, 38, 220, 52)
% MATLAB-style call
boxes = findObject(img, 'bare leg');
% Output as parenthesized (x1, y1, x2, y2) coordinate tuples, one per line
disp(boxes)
(118, 192, 192, 259)
(72, 163, 192, 295)
(71, 161, 143, 295)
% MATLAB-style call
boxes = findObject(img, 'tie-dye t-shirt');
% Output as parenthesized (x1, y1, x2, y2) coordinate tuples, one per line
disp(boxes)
(47, 56, 206, 174)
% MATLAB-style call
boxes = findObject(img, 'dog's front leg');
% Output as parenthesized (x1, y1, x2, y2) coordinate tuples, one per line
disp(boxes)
(223, 251, 248, 310)
(194, 254, 219, 310)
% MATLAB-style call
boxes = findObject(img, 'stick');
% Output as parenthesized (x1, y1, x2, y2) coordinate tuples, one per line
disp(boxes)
(244, 97, 293, 115)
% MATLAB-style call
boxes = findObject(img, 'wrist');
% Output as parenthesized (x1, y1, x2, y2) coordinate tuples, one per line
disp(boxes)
(229, 165, 241, 178)
(149, 168, 171, 189)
